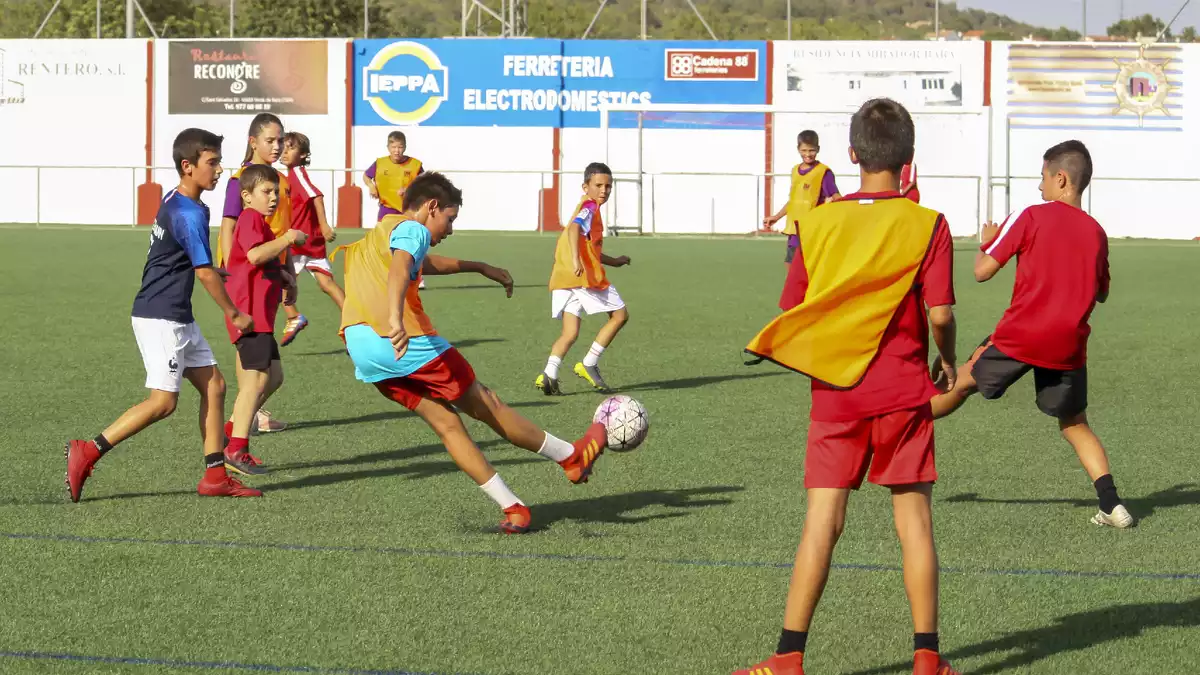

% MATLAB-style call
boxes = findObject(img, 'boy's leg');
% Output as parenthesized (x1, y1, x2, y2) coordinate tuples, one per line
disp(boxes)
(892, 483, 960, 675)
(226, 346, 271, 475)
(99, 389, 181, 447)
(574, 288, 627, 392)
(537, 301, 580, 395)
(186, 366, 261, 497)
(455, 379, 607, 484)
(782, 487, 852, 632)
(930, 342, 989, 420)
(314, 271, 346, 310)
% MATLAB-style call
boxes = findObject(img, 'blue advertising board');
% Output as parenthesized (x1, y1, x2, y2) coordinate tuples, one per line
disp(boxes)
(353, 39, 767, 128)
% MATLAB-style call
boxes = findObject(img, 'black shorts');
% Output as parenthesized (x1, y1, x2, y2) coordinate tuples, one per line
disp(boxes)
(784, 244, 798, 263)
(235, 332, 280, 371)
(971, 338, 1087, 419)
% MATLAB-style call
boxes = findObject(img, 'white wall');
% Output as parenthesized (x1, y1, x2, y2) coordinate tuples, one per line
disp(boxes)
(152, 39, 348, 230)
(350, 127, 550, 231)
(0, 39, 148, 225)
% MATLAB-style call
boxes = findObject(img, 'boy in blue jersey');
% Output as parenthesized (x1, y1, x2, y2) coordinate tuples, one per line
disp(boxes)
(65, 128, 262, 501)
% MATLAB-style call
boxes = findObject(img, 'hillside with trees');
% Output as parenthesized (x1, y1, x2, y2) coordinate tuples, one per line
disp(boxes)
(0, 0, 1163, 42)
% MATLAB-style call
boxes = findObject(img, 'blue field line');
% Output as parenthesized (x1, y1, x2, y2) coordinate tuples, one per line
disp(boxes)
(4, 531, 1200, 583)
(0, 650, 472, 674)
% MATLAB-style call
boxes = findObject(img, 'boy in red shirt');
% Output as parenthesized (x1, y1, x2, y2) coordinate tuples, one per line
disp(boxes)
(737, 99, 960, 675)
(223, 164, 308, 476)
(282, 132, 345, 310)
(931, 140, 1132, 529)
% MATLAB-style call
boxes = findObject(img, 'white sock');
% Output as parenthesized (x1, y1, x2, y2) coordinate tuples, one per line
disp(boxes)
(544, 355, 562, 379)
(537, 432, 575, 463)
(583, 342, 606, 368)
(479, 474, 522, 509)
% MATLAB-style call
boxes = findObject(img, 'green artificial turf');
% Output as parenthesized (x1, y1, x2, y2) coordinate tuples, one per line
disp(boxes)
(2, 227, 1198, 674)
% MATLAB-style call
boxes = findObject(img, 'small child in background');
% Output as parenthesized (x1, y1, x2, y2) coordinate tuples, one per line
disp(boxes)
(281, 131, 344, 310)
(763, 130, 841, 264)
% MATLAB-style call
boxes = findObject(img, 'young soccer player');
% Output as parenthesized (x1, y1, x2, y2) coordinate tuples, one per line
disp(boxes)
(738, 99, 960, 675)
(763, 130, 842, 263)
(929, 140, 1133, 530)
(335, 171, 609, 533)
(534, 162, 631, 395)
(363, 130, 426, 288)
(282, 131, 345, 310)
(219, 113, 291, 433)
(64, 128, 261, 501)
(220, 113, 309, 355)
(901, 160, 920, 203)
(222, 165, 307, 475)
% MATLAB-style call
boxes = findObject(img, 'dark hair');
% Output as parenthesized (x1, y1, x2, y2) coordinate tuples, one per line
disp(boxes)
(583, 162, 612, 184)
(387, 131, 408, 145)
(243, 112, 283, 164)
(404, 172, 463, 211)
(849, 98, 915, 174)
(172, 128, 223, 176)
(238, 164, 279, 195)
(1043, 140, 1092, 192)
(797, 130, 819, 147)
(282, 131, 311, 166)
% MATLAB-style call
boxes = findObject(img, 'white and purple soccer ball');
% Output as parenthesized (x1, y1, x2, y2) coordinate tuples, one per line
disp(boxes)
(593, 395, 650, 452)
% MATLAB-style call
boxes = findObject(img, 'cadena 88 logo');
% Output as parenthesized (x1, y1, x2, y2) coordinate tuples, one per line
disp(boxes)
(362, 41, 449, 125)
(669, 54, 693, 78)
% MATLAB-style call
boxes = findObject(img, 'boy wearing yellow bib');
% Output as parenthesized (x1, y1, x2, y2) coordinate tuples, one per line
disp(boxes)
(764, 130, 841, 263)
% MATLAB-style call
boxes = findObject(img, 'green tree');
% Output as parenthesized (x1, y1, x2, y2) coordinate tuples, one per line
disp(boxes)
(1180, 26, 1198, 42)
(1107, 14, 1169, 39)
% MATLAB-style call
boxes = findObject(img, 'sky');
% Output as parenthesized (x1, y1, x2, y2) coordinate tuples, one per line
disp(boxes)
(955, 0, 1198, 33)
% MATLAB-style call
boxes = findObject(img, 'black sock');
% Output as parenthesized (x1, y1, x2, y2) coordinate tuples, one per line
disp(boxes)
(204, 453, 225, 471)
(914, 632, 939, 653)
(94, 435, 113, 456)
(776, 629, 808, 656)
(1094, 474, 1121, 515)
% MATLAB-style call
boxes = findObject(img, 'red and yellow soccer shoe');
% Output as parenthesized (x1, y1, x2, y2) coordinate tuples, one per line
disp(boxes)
(913, 649, 960, 675)
(198, 474, 263, 498)
(732, 652, 805, 675)
(559, 423, 607, 484)
(280, 315, 309, 347)
(64, 440, 101, 503)
(500, 504, 531, 534)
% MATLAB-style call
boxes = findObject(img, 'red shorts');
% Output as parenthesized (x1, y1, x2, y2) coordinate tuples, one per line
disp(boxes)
(804, 404, 937, 489)
(372, 348, 477, 410)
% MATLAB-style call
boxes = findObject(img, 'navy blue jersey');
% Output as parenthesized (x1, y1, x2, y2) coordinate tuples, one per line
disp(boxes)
(131, 189, 214, 323)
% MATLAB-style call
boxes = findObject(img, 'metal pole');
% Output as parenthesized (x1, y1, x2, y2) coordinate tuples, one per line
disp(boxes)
(126, 0, 134, 37)
(461, 0, 467, 36)
(641, 0, 647, 39)
(229, 0, 235, 37)
(1082, 0, 1086, 37)
(637, 111, 644, 235)
(934, 0, 939, 39)
(97, 0, 101, 38)
(786, 0, 791, 41)
(364, 0, 369, 37)
(34, 0, 64, 38)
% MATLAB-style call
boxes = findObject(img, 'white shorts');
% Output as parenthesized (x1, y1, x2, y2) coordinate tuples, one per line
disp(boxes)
(131, 317, 218, 392)
(551, 286, 626, 318)
(292, 255, 334, 278)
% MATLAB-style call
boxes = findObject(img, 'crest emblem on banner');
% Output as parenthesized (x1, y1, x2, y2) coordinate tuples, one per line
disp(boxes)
(1103, 42, 1174, 127)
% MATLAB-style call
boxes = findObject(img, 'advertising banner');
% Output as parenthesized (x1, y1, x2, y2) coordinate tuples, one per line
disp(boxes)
(1005, 42, 1183, 132)
(772, 41, 985, 110)
(168, 40, 328, 115)
(353, 38, 767, 128)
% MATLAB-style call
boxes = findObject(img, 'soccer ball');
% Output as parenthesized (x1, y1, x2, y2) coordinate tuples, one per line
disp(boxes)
(593, 395, 650, 452)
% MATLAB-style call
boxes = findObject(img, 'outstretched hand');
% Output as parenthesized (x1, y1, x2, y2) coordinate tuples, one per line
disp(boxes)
(980, 221, 1001, 246)
(482, 264, 514, 298)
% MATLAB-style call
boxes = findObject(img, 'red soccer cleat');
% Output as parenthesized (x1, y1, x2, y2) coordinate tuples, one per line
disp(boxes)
(280, 315, 308, 347)
(64, 440, 101, 503)
(732, 651, 805, 675)
(913, 649, 960, 675)
(559, 423, 607, 485)
(198, 474, 263, 497)
(500, 504, 531, 534)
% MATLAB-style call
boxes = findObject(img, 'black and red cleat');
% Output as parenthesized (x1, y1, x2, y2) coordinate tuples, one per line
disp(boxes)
(64, 440, 101, 503)
(500, 504, 532, 534)
(198, 474, 263, 498)
(559, 423, 607, 485)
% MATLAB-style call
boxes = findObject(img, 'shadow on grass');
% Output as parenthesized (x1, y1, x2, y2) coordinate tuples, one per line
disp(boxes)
(276, 439, 506, 471)
(264, 456, 542, 493)
(944, 483, 1200, 524)
(285, 399, 554, 432)
(528, 486, 744, 530)
(292, 348, 349, 357)
(617, 371, 785, 392)
(847, 596, 1200, 675)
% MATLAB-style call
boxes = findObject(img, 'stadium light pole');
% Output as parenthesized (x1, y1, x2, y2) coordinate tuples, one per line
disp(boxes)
(364, 0, 369, 37)
(934, 0, 939, 39)
(786, 0, 791, 40)
(230, 0, 235, 37)
(126, 0, 134, 37)
(96, 0, 101, 38)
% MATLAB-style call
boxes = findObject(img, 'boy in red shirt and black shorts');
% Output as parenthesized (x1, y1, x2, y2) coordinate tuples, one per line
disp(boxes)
(737, 99, 960, 675)
(223, 164, 308, 476)
(932, 140, 1133, 529)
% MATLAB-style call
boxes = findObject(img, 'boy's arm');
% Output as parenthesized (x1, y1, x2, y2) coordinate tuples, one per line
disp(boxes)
(599, 252, 631, 267)
(313, 196, 335, 242)
(975, 212, 1025, 282)
(824, 171, 841, 203)
(363, 163, 379, 199)
(178, 212, 252, 331)
(386, 250, 415, 358)
(923, 217, 958, 386)
(196, 267, 253, 332)
(219, 217, 237, 268)
(247, 230, 303, 266)
(1097, 236, 1110, 303)
(566, 222, 583, 276)
(422, 254, 514, 297)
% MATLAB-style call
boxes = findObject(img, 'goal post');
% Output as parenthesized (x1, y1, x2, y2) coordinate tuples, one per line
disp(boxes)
(597, 103, 993, 238)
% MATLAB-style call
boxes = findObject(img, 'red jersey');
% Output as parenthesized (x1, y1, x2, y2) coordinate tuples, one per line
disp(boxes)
(900, 163, 920, 203)
(781, 192, 955, 423)
(983, 201, 1109, 369)
(225, 209, 285, 343)
(287, 166, 327, 259)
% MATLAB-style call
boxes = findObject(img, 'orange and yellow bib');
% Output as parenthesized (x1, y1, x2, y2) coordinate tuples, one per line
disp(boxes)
(549, 200, 608, 291)
(334, 216, 436, 340)
(217, 164, 291, 267)
(374, 157, 423, 213)
(784, 163, 830, 236)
